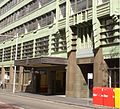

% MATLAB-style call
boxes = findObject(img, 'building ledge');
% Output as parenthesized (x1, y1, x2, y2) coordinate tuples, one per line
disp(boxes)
(77, 57, 94, 64)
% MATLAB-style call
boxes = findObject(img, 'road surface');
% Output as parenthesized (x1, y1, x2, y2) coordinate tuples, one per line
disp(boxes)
(0, 93, 93, 109)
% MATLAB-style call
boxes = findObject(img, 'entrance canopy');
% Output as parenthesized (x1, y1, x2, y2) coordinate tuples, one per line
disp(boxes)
(15, 56, 67, 67)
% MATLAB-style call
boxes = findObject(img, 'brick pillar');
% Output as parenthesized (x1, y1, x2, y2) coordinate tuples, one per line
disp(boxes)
(18, 66, 24, 92)
(94, 48, 109, 87)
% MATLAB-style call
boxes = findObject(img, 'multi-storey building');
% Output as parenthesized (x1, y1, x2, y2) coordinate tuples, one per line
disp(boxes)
(0, 0, 119, 98)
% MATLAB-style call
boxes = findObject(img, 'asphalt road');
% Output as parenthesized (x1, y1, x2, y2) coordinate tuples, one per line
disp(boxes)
(0, 93, 93, 109)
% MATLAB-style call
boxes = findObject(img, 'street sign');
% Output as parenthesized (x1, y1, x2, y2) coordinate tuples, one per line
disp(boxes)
(88, 73, 93, 79)
(87, 73, 93, 104)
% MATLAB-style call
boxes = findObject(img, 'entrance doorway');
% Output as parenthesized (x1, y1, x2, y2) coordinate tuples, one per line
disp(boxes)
(35, 73, 40, 93)
(109, 69, 119, 88)
(79, 64, 93, 98)
(35, 72, 48, 94)
(48, 71, 66, 95)
(56, 71, 66, 94)
(106, 59, 119, 88)
(34, 70, 66, 95)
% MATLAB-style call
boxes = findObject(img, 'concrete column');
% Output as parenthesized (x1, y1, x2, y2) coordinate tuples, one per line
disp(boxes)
(48, 34, 52, 56)
(33, 39, 36, 58)
(18, 66, 24, 92)
(55, 0, 59, 30)
(94, 48, 109, 87)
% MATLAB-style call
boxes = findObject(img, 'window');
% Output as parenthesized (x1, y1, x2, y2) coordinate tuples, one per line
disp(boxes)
(0, 0, 23, 16)
(17, 25, 25, 35)
(38, 11, 55, 28)
(71, 0, 76, 14)
(77, 0, 87, 12)
(60, 3, 66, 19)
(97, 0, 109, 5)
(70, 0, 91, 15)
(26, 20, 37, 32)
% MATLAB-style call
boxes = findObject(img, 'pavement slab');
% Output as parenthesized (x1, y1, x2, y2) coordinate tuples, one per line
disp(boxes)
(0, 101, 23, 109)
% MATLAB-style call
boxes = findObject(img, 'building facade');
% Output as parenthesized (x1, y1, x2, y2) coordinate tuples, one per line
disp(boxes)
(0, 0, 119, 98)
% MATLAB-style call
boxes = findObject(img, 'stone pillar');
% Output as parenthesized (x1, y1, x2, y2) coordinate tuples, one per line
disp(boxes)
(9, 65, 14, 89)
(66, 51, 76, 97)
(18, 66, 24, 92)
(66, 29, 87, 97)
(94, 48, 108, 87)
(66, 51, 87, 97)
(1, 66, 5, 81)
(75, 65, 87, 98)
(92, 0, 109, 87)
(30, 68, 35, 93)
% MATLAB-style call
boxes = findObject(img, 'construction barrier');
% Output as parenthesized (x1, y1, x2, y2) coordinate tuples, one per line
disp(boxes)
(103, 87, 114, 107)
(115, 88, 120, 108)
(93, 87, 115, 107)
(93, 87, 103, 105)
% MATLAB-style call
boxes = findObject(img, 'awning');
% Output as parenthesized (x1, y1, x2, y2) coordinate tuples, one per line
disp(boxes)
(15, 56, 67, 67)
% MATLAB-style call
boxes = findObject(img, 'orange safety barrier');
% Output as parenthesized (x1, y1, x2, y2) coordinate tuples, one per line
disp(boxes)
(103, 87, 114, 107)
(93, 87, 103, 105)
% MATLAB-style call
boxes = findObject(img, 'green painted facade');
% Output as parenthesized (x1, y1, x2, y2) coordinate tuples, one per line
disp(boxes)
(0, 0, 119, 64)
(0, 0, 119, 97)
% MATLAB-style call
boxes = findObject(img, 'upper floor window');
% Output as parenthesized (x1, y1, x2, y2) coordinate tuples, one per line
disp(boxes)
(38, 0, 53, 6)
(38, 11, 55, 28)
(0, 0, 55, 29)
(70, 0, 92, 15)
(26, 19, 38, 32)
(59, 3, 66, 19)
(97, 0, 109, 5)
(0, 0, 24, 16)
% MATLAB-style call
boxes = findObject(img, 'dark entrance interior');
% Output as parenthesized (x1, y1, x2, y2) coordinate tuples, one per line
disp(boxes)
(108, 69, 119, 88)
(106, 58, 120, 88)
(47, 71, 66, 95)
(79, 64, 93, 97)
(55, 71, 66, 94)
(35, 72, 48, 94)
(35, 73, 40, 93)
(34, 69, 66, 95)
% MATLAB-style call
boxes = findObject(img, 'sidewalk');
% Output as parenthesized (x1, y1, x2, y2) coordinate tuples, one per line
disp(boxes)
(0, 101, 23, 109)
(0, 89, 114, 109)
